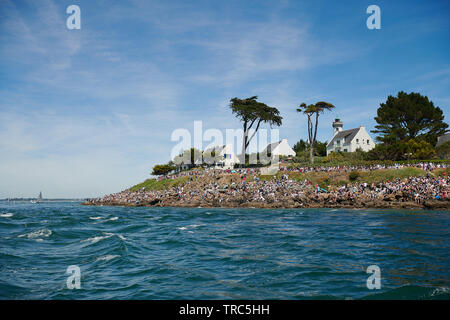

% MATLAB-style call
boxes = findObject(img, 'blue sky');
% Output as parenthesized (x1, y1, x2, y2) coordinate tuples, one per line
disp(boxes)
(0, 0, 449, 198)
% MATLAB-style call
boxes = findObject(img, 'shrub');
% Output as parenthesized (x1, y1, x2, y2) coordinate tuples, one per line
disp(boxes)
(405, 139, 436, 160)
(349, 171, 360, 181)
(367, 139, 436, 161)
(324, 151, 345, 163)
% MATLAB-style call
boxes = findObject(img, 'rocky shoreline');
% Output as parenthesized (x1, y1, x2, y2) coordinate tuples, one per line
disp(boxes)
(83, 168, 450, 211)
(83, 195, 450, 210)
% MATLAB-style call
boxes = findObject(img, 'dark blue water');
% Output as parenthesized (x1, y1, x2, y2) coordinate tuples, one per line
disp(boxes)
(0, 202, 449, 300)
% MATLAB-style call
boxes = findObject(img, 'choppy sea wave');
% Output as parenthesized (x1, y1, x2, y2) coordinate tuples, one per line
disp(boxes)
(0, 202, 449, 299)
(0, 212, 14, 218)
(18, 228, 52, 240)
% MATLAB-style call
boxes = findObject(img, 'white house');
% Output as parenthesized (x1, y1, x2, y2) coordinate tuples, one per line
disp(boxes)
(326, 119, 375, 155)
(262, 139, 296, 157)
(203, 144, 240, 169)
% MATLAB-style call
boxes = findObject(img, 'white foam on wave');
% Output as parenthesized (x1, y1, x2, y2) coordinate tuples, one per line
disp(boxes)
(82, 232, 126, 244)
(90, 216, 118, 222)
(0, 213, 13, 218)
(18, 228, 52, 239)
(82, 232, 114, 244)
(178, 224, 204, 231)
(431, 287, 450, 297)
(96, 254, 120, 262)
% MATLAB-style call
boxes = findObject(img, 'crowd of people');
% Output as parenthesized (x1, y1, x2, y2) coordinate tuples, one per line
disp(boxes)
(87, 162, 449, 208)
(156, 162, 448, 181)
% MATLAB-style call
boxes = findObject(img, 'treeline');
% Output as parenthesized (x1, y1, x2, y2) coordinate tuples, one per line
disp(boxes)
(367, 91, 448, 160)
(291, 91, 449, 162)
(151, 91, 448, 175)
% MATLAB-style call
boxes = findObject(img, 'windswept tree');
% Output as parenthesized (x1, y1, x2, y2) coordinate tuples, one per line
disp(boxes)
(372, 91, 448, 146)
(297, 101, 335, 164)
(151, 164, 175, 176)
(229, 96, 282, 164)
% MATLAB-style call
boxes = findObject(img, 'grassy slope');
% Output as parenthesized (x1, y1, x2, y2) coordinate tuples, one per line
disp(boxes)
(128, 167, 448, 192)
(128, 176, 190, 192)
(282, 168, 428, 189)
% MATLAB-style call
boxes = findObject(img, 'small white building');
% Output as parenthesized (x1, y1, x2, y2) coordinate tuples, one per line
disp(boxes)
(326, 119, 375, 155)
(203, 144, 240, 169)
(262, 139, 296, 157)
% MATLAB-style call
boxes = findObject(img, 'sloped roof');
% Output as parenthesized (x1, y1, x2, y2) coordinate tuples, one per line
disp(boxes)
(262, 141, 281, 154)
(327, 128, 360, 148)
(437, 133, 450, 147)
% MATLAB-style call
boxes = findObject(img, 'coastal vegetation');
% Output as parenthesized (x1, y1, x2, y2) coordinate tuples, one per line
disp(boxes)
(129, 176, 191, 192)
(372, 91, 448, 145)
(151, 164, 176, 176)
(148, 91, 448, 181)
(293, 139, 327, 158)
(366, 91, 448, 161)
(296, 101, 335, 164)
(229, 96, 283, 163)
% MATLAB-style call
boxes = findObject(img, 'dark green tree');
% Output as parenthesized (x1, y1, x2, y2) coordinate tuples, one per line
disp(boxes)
(151, 164, 176, 176)
(293, 139, 308, 153)
(293, 139, 327, 156)
(314, 140, 327, 157)
(372, 91, 448, 146)
(297, 101, 335, 164)
(229, 96, 282, 164)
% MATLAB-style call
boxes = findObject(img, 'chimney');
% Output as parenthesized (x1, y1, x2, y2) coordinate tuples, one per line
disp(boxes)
(332, 118, 343, 136)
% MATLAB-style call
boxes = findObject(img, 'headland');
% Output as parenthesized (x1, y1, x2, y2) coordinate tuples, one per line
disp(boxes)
(83, 163, 450, 210)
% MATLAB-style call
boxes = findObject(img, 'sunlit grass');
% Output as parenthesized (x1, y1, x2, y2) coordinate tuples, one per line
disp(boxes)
(129, 176, 190, 191)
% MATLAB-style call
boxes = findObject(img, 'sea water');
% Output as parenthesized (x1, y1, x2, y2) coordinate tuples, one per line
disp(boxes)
(0, 202, 449, 299)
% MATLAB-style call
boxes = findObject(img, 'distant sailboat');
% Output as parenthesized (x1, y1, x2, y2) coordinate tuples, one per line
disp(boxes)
(30, 192, 43, 204)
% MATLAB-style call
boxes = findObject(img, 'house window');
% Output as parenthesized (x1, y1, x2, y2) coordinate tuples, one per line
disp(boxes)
(344, 149, 348, 152)
(367, 139, 370, 144)
(356, 139, 359, 143)
(336, 140, 340, 146)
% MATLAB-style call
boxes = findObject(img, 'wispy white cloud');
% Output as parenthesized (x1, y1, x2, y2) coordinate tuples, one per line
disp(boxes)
(0, 0, 366, 198)
(2, 0, 447, 198)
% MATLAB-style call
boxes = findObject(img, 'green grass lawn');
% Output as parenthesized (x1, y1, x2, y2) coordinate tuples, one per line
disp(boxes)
(356, 167, 426, 183)
(129, 176, 190, 192)
(433, 167, 450, 177)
